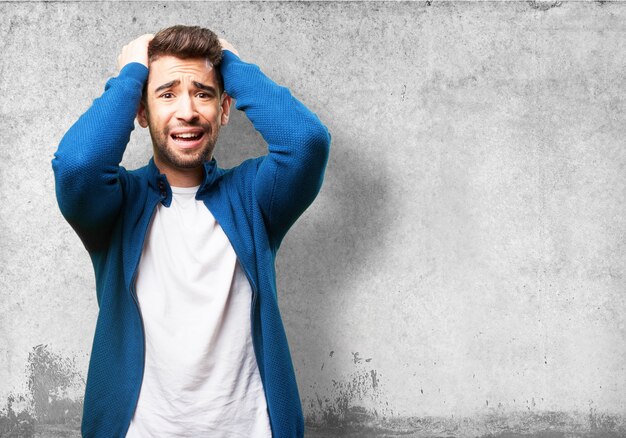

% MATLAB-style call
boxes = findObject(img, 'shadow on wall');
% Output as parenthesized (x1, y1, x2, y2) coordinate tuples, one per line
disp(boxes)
(273, 127, 393, 425)
(220, 102, 395, 430)
(217, 101, 391, 306)
(292, 131, 392, 424)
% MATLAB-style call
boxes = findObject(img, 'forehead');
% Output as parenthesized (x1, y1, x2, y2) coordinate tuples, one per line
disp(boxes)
(147, 56, 218, 87)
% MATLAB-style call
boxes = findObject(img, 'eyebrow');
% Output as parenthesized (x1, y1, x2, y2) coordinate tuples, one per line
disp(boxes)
(193, 81, 217, 94)
(153, 80, 217, 95)
(154, 80, 178, 94)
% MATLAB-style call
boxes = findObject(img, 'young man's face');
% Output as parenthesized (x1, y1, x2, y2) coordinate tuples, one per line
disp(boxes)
(137, 56, 231, 172)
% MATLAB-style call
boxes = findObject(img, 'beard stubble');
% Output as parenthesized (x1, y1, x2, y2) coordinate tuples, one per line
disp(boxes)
(149, 122, 218, 169)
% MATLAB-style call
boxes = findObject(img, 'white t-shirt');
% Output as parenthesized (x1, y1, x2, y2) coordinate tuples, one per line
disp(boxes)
(126, 185, 272, 438)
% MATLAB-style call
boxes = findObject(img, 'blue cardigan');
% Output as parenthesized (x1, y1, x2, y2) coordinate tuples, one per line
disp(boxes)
(52, 50, 330, 438)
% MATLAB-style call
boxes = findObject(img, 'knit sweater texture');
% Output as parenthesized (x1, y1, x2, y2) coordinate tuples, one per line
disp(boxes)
(52, 50, 330, 438)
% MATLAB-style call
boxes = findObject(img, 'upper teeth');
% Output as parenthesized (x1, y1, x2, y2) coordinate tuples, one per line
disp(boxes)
(175, 133, 200, 138)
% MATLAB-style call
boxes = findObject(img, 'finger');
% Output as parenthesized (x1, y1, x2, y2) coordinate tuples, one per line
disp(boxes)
(138, 33, 154, 44)
(219, 38, 239, 56)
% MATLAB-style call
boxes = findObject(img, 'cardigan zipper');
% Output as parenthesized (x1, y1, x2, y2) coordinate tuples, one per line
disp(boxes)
(243, 267, 262, 378)
(223, 243, 264, 384)
(125, 198, 160, 435)
(238, 259, 269, 430)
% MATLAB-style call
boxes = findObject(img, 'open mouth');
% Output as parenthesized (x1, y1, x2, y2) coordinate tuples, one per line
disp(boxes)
(170, 130, 205, 149)
(171, 132, 204, 142)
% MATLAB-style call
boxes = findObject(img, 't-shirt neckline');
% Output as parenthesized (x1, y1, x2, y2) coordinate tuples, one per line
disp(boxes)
(170, 185, 200, 195)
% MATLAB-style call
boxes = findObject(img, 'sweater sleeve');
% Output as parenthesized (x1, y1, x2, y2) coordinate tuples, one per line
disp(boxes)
(220, 50, 331, 250)
(52, 62, 149, 252)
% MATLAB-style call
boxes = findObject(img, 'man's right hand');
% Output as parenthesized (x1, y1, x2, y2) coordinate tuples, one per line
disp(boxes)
(117, 34, 154, 71)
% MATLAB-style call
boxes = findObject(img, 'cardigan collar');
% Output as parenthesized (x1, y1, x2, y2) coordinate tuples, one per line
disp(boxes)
(147, 158, 220, 206)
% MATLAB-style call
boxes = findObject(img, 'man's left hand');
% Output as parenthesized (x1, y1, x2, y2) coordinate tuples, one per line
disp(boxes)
(219, 38, 240, 57)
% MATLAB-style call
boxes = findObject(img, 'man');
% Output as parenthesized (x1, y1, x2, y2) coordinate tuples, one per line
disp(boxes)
(52, 25, 330, 438)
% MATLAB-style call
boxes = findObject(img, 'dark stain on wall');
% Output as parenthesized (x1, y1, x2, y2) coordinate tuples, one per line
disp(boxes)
(306, 352, 391, 431)
(307, 367, 386, 428)
(527, 1, 563, 11)
(305, 353, 626, 437)
(2, 346, 626, 437)
(307, 410, 626, 437)
(27, 344, 83, 426)
(0, 394, 35, 437)
(0, 345, 83, 437)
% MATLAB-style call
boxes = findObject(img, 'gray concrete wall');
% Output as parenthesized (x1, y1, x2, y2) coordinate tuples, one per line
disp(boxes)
(1, 1, 625, 437)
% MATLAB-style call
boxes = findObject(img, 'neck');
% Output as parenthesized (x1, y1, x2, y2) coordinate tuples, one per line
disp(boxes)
(153, 156, 205, 187)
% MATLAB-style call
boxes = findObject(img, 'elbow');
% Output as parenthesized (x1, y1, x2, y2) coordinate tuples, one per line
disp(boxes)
(51, 147, 119, 223)
(300, 121, 331, 200)
(314, 122, 332, 157)
(52, 133, 92, 186)
(52, 146, 92, 204)
(52, 138, 118, 190)
(52, 154, 88, 222)
(302, 118, 331, 169)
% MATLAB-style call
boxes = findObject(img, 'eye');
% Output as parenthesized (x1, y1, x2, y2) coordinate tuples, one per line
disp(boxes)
(196, 92, 213, 99)
(159, 92, 174, 99)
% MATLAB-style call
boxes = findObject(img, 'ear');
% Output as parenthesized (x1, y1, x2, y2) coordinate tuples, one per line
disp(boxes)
(136, 100, 149, 128)
(220, 93, 232, 126)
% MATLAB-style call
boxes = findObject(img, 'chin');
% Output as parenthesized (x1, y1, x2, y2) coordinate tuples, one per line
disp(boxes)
(162, 145, 214, 169)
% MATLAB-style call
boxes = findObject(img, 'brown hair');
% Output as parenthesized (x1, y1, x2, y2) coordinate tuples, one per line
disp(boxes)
(147, 25, 224, 92)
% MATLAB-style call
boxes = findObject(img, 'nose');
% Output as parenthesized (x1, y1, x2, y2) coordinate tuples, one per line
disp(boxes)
(175, 93, 198, 122)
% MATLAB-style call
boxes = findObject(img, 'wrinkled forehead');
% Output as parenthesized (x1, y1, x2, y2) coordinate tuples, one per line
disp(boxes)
(147, 55, 218, 88)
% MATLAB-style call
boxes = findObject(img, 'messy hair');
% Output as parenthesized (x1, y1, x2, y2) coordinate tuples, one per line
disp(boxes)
(146, 25, 224, 92)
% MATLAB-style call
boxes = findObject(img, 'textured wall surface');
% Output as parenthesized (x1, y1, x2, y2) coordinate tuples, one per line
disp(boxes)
(1, 1, 625, 437)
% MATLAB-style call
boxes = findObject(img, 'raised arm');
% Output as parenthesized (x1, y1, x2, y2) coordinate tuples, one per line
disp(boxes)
(219, 41, 331, 249)
(52, 35, 152, 252)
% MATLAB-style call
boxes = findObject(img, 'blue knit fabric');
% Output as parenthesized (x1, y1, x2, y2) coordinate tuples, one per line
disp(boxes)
(52, 50, 330, 438)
